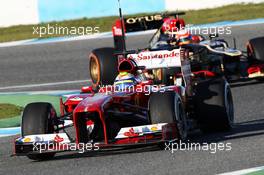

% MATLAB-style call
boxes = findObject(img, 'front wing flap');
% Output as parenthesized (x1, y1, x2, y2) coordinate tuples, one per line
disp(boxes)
(14, 123, 178, 156)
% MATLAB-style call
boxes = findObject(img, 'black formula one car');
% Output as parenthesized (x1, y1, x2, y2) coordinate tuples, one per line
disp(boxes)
(90, 12, 264, 86)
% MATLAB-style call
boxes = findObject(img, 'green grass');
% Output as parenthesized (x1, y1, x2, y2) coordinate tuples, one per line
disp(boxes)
(0, 95, 65, 128)
(0, 3, 264, 42)
(0, 104, 23, 119)
(247, 169, 264, 175)
(183, 3, 264, 24)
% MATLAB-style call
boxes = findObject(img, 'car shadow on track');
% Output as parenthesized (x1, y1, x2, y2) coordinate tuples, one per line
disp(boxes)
(230, 79, 264, 88)
(189, 118, 264, 144)
(36, 145, 161, 162)
(34, 119, 264, 162)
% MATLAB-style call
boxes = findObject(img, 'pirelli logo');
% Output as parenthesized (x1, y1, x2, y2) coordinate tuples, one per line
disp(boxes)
(125, 14, 163, 24)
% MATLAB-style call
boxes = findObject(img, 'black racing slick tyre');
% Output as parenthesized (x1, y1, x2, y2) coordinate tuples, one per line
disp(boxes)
(89, 47, 118, 87)
(247, 37, 264, 62)
(194, 78, 234, 132)
(22, 102, 57, 160)
(149, 92, 187, 141)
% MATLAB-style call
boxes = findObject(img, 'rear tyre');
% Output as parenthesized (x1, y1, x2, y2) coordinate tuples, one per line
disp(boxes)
(22, 102, 57, 160)
(149, 92, 187, 141)
(194, 78, 234, 132)
(89, 47, 118, 87)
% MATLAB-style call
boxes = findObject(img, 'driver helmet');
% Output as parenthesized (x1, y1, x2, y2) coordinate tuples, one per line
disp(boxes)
(114, 72, 137, 90)
(162, 18, 185, 35)
(176, 30, 192, 46)
(162, 18, 178, 34)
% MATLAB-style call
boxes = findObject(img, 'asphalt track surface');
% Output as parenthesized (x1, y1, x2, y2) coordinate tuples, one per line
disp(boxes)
(0, 24, 264, 175)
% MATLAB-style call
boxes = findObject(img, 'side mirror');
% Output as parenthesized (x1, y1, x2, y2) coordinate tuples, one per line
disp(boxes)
(209, 33, 219, 40)
(81, 86, 94, 94)
(137, 66, 146, 70)
(138, 80, 153, 86)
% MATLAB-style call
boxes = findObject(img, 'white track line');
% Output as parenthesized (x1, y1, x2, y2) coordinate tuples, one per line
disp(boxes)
(0, 39, 36, 48)
(218, 166, 264, 175)
(0, 79, 91, 90)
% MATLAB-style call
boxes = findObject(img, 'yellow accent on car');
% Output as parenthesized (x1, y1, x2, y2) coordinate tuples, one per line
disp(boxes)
(114, 79, 134, 85)
(119, 72, 128, 76)
(151, 126, 158, 131)
(23, 138, 31, 143)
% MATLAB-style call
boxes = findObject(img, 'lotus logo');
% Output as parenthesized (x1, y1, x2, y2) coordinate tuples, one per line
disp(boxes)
(126, 15, 163, 24)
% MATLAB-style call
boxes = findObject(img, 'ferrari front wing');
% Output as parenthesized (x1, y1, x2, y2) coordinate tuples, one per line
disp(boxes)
(14, 123, 179, 156)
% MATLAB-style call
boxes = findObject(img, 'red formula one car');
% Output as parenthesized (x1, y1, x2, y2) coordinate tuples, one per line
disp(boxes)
(14, 12, 236, 160)
(14, 47, 234, 160)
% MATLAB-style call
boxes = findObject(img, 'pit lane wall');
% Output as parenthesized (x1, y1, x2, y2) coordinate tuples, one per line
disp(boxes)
(0, 0, 39, 27)
(0, 0, 264, 27)
(0, 0, 165, 27)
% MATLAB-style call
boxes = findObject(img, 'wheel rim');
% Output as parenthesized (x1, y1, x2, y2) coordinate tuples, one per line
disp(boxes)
(46, 113, 53, 133)
(89, 55, 100, 85)
(178, 106, 187, 140)
(174, 96, 187, 140)
(225, 87, 234, 126)
(152, 69, 162, 81)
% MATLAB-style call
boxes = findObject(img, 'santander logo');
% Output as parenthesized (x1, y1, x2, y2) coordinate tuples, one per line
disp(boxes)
(129, 50, 180, 61)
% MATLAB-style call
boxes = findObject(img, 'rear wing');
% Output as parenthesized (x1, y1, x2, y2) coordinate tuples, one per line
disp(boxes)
(113, 12, 186, 34)
(123, 14, 163, 33)
(124, 12, 186, 33)
(112, 12, 186, 51)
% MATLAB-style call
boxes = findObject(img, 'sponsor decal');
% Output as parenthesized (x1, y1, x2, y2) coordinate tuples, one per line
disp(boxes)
(34, 136, 42, 142)
(129, 51, 180, 61)
(113, 26, 122, 36)
(115, 123, 167, 139)
(54, 134, 64, 143)
(125, 15, 162, 24)
(23, 137, 31, 143)
(150, 126, 158, 132)
(128, 49, 182, 69)
(69, 96, 83, 101)
(17, 138, 24, 143)
(124, 128, 139, 137)
(16, 133, 71, 144)
(142, 127, 151, 133)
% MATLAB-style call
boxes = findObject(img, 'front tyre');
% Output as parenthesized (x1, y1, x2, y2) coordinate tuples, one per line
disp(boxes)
(149, 91, 188, 141)
(22, 102, 57, 160)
